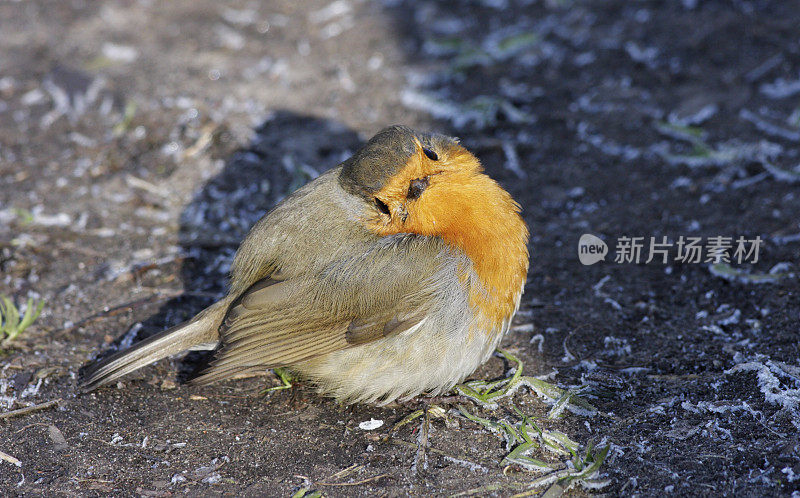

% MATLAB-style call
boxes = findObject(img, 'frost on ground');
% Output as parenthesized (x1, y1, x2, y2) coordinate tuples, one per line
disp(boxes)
(1, 0, 799, 496)
(727, 354, 800, 430)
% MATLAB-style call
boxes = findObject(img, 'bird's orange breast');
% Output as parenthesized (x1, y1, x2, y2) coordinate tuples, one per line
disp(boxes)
(368, 147, 530, 332)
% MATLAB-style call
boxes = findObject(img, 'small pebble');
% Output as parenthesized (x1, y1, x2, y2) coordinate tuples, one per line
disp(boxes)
(358, 418, 384, 430)
(48, 425, 68, 451)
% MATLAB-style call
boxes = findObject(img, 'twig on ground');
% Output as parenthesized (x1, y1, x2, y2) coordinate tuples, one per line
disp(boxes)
(0, 449, 22, 467)
(301, 464, 390, 488)
(0, 399, 61, 420)
(324, 464, 361, 482)
(388, 438, 487, 471)
(317, 474, 391, 486)
(14, 422, 51, 433)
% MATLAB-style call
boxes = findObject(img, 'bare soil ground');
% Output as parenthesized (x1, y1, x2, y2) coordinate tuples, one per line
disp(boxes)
(1, 0, 799, 496)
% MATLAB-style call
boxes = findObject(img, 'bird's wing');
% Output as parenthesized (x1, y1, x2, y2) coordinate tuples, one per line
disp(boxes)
(192, 235, 463, 384)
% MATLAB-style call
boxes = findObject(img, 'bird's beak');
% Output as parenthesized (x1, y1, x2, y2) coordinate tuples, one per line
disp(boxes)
(397, 203, 408, 223)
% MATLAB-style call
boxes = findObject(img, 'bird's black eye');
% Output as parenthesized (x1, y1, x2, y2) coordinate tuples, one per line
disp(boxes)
(422, 148, 438, 161)
(375, 197, 390, 215)
(407, 177, 429, 200)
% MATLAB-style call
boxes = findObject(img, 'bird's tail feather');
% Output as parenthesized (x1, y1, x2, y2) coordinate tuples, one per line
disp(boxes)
(78, 302, 225, 391)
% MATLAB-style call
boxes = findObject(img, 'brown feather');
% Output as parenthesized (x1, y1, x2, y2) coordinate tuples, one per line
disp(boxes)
(192, 235, 451, 385)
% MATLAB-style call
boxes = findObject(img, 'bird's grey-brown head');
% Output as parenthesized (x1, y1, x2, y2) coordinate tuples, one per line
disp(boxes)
(339, 125, 457, 198)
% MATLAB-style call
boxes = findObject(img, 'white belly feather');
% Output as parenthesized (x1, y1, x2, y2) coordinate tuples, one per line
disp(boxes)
(295, 282, 522, 405)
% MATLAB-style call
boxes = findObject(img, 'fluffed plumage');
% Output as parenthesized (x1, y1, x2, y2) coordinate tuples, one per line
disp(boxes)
(79, 125, 529, 404)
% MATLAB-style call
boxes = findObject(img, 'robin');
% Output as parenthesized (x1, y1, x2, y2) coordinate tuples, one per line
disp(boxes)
(79, 125, 530, 404)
